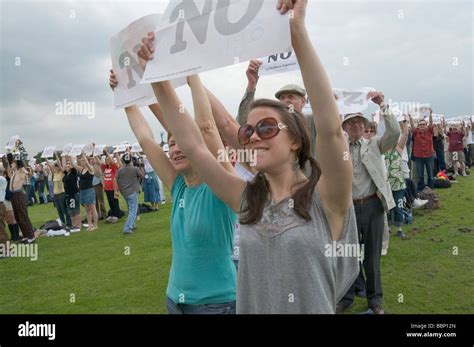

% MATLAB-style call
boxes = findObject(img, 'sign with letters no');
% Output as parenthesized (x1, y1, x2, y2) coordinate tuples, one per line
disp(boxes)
(111, 14, 160, 109)
(142, 0, 291, 83)
(259, 51, 299, 76)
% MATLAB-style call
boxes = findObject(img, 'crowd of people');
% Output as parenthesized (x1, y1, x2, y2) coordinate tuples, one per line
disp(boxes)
(1, 0, 472, 315)
(0, 142, 166, 242)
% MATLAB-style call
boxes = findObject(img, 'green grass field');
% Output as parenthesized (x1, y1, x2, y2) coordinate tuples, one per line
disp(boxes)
(1, 176, 473, 314)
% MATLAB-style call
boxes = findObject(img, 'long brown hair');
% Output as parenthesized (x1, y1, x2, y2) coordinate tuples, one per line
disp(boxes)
(239, 99, 321, 225)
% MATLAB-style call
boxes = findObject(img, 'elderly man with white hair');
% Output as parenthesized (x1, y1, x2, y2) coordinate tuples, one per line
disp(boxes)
(337, 91, 401, 315)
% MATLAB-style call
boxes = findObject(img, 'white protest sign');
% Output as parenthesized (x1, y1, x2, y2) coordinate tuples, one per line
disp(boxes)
(69, 144, 85, 157)
(83, 143, 94, 156)
(111, 14, 160, 109)
(333, 87, 376, 115)
(62, 143, 73, 157)
(432, 114, 444, 125)
(93, 144, 106, 156)
(113, 145, 127, 154)
(410, 103, 431, 118)
(259, 50, 299, 76)
(5, 135, 19, 150)
(131, 143, 143, 153)
(41, 146, 56, 159)
(142, 0, 291, 83)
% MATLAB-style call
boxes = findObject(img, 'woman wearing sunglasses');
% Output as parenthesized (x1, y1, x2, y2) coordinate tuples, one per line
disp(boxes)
(138, 0, 358, 314)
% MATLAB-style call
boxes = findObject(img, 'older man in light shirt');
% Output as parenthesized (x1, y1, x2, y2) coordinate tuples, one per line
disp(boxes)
(337, 91, 401, 315)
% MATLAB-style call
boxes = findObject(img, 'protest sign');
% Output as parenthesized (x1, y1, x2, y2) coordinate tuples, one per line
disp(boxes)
(83, 143, 94, 156)
(142, 0, 291, 83)
(41, 147, 56, 159)
(131, 143, 143, 153)
(111, 14, 161, 109)
(69, 144, 85, 157)
(113, 145, 127, 154)
(93, 144, 106, 156)
(333, 87, 376, 115)
(62, 143, 73, 157)
(259, 50, 299, 76)
(5, 135, 19, 150)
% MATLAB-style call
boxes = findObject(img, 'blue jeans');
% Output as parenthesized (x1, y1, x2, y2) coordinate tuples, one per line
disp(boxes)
(124, 192, 138, 233)
(415, 156, 434, 191)
(388, 189, 405, 228)
(53, 193, 72, 226)
(166, 297, 236, 315)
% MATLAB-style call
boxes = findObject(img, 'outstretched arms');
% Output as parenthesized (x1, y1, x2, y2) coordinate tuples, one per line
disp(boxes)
(124, 105, 177, 191)
(284, 0, 352, 239)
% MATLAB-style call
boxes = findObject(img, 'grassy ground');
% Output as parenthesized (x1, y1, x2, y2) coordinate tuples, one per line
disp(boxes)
(0, 176, 473, 314)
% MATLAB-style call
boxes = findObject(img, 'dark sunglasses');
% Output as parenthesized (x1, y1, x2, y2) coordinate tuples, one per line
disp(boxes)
(238, 117, 288, 145)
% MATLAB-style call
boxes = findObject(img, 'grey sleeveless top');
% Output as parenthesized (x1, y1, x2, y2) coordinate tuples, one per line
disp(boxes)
(237, 189, 359, 314)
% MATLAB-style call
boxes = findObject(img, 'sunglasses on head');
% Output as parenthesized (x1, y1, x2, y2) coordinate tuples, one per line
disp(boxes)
(238, 117, 288, 145)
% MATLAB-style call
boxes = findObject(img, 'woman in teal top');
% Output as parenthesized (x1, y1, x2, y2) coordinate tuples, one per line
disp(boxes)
(168, 174, 236, 307)
(111, 71, 237, 313)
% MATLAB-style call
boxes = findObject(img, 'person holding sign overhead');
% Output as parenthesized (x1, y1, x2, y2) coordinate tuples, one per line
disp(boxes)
(99, 150, 122, 223)
(137, 0, 359, 313)
(45, 154, 72, 228)
(73, 152, 99, 231)
(408, 110, 435, 191)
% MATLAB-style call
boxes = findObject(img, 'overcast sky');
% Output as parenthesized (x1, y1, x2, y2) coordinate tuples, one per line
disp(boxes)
(1, 0, 472, 157)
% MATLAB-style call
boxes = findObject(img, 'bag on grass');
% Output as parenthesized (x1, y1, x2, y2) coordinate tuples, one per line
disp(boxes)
(417, 187, 441, 209)
(39, 220, 62, 231)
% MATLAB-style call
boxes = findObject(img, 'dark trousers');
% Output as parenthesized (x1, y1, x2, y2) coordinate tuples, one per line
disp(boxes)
(11, 191, 35, 239)
(404, 178, 417, 205)
(464, 146, 472, 167)
(434, 142, 446, 173)
(0, 203, 8, 244)
(415, 156, 434, 191)
(53, 193, 71, 226)
(94, 184, 107, 219)
(105, 190, 121, 218)
(340, 198, 384, 309)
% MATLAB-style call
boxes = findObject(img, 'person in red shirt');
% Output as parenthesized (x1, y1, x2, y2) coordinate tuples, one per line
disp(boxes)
(100, 150, 123, 221)
(446, 124, 467, 177)
(409, 110, 434, 191)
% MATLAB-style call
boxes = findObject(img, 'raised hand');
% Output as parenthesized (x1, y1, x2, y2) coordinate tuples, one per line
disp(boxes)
(109, 69, 118, 91)
(277, 0, 307, 30)
(367, 91, 385, 106)
(246, 59, 262, 91)
(137, 32, 155, 70)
